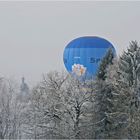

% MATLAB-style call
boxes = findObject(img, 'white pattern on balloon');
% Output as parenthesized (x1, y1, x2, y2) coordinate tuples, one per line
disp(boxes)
(72, 64, 87, 76)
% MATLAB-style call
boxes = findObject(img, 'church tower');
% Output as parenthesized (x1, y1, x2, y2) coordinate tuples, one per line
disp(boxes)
(20, 77, 29, 96)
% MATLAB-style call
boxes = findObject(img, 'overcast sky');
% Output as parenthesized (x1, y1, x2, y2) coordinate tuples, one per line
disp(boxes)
(0, 1, 140, 86)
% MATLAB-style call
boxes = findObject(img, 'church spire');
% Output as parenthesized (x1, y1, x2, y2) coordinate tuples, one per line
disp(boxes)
(20, 77, 29, 96)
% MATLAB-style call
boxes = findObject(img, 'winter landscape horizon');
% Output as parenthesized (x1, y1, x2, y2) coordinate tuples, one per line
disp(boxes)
(0, 1, 140, 139)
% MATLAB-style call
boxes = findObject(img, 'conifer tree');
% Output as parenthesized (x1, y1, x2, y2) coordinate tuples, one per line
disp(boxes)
(117, 41, 140, 138)
(96, 41, 140, 139)
(94, 48, 116, 138)
(97, 48, 115, 80)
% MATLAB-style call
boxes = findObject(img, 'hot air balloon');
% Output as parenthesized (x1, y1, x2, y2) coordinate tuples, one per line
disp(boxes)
(63, 36, 116, 79)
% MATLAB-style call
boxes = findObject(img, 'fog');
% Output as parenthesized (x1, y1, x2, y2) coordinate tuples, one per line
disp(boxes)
(0, 1, 140, 86)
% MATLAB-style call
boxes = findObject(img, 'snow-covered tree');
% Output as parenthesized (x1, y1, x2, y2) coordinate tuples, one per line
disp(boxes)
(23, 71, 94, 139)
(93, 48, 117, 138)
(22, 71, 69, 139)
(0, 78, 23, 139)
(117, 41, 140, 138)
(118, 41, 140, 86)
(97, 41, 140, 139)
(103, 60, 130, 138)
(61, 76, 94, 139)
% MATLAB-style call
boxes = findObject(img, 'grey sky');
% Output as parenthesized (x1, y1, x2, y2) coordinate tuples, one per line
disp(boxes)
(0, 1, 140, 86)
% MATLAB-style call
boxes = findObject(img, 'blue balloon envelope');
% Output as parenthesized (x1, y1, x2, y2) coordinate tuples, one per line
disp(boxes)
(63, 36, 116, 79)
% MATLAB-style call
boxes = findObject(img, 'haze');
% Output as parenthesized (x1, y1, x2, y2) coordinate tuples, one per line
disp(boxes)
(0, 1, 140, 86)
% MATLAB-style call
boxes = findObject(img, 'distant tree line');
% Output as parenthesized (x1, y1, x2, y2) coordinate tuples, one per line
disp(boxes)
(0, 41, 140, 139)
